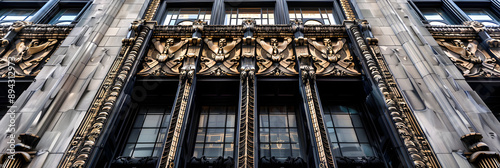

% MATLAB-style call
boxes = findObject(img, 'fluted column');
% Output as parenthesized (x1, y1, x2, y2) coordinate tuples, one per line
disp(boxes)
(274, 0, 289, 24)
(211, 0, 226, 25)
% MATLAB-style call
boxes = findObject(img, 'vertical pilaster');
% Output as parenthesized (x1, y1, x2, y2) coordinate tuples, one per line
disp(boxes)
(159, 21, 204, 168)
(29, 0, 60, 24)
(237, 20, 256, 168)
(294, 20, 335, 168)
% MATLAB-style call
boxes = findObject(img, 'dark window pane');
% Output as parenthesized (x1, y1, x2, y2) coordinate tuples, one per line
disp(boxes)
(291, 144, 301, 157)
(193, 144, 204, 157)
(328, 128, 337, 142)
(133, 144, 155, 157)
(226, 114, 235, 127)
(127, 129, 141, 143)
(196, 128, 206, 143)
(331, 115, 352, 127)
(206, 128, 225, 143)
(355, 128, 369, 142)
(122, 144, 135, 157)
(143, 114, 163, 127)
(336, 128, 357, 142)
(260, 144, 270, 158)
(270, 128, 290, 143)
(208, 114, 226, 127)
(224, 143, 234, 158)
(271, 143, 291, 158)
(339, 143, 364, 157)
(137, 129, 159, 143)
(225, 128, 234, 142)
(351, 115, 362, 127)
(204, 144, 224, 157)
(199, 114, 208, 127)
(260, 128, 270, 142)
(361, 143, 374, 156)
(260, 114, 269, 127)
(324, 114, 333, 127)
(133, 115, 145, 127)
(289, 128, 299, 143)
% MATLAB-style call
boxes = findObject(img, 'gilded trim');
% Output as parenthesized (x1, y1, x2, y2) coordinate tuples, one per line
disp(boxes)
(57, 21, 152, 168)
(339, 0, 356, 21)
(238, 67, 255, 168)
(144, 0, 161, 22)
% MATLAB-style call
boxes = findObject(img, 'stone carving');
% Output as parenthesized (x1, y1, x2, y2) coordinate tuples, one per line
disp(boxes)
(138, 38, 188, 76)
(308, 38, 360, 76)
(256, 37, 297, 76)
(0, 39, 58, 77)
(437, 39, 500, 77)
(199, 38, 242, 76)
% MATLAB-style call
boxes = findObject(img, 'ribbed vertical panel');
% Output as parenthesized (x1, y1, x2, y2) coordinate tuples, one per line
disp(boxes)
(493, 0, 500, 14)
(274, 0, 289, 24)
(211, 0, 226, 25)
(442, 0, 471, 23)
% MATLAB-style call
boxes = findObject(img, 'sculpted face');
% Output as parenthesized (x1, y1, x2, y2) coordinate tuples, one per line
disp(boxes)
(323, 38, 332, 46)
(218, 38, 227, 47)
(270, 38, 278, 46)
(166, 38, 175, 46)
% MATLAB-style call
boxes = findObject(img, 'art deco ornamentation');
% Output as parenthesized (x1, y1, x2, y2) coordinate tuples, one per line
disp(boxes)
(308, 38, 360, 76)
(350, 24, 441, 167)
(199, 38, 242, 76)
(238, 67, 255, 168)
(437, 39, 500, 77)
(160, 37, 200, 168)
(138, 38, 188, 76)
(58, 21, 154, 168)
(256, 37, 297, 76)
(0, 39, 58, 77)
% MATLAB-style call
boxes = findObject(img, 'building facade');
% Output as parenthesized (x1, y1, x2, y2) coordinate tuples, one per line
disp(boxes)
(1, 0, 500, 167)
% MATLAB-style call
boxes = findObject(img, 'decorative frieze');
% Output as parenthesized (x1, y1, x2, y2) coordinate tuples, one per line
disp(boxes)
(137, 38, 189, 76)
(198, 38, 242, 76)
(255, 37, 298, 76)
(437, 39, 500, 77)
(0, 38, 59, 77)
(308, 38, 360, 76)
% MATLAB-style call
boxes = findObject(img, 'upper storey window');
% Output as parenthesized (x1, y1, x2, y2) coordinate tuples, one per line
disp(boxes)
(289, 7, 336, 25)
(163, 8, 211, 25)
(324, 105, 374, 157)
(48, 8, 81, 25)
(0, 9, 37, 25)
(419, 8, 455, 25)
(193, 106, 236, 158)
(225, 8, 274, 25)
(463, 8, 500, 26)
(122, 105, 171, 157)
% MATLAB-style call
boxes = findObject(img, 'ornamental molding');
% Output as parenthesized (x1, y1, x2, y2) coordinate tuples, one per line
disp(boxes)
(350, 24, 442, 167)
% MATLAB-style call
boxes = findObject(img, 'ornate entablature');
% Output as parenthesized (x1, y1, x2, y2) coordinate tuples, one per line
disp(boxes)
(137, 24, 363, 77)
(0, 23, 72, 78)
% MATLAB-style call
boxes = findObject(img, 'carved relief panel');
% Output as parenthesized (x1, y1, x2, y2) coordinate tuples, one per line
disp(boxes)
(137, 38, 189, 76)
(437, 39, 500, 77)
(256, 37, 298, 76)
(0, 38, 59, 77)
(198, 38, 242, 76)
(308, 38, 360, 76)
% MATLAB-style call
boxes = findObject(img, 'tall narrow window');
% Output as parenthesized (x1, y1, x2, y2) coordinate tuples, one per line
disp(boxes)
(193, 106, 236, 158)
(289, 7, 336, 25)
(122, 105, 171, 157)
(463, 8, 500, 26)
(225, 8, 274, 25)
(163, 8, 211, 25)
(259, 105, 301, 159)
(0, 9, 38, 25)
(324, 105, 374, 157)
(48, 8, 81, 25)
